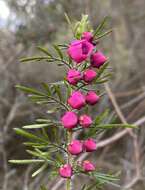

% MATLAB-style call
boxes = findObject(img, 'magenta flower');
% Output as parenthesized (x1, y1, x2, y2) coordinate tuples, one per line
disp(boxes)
(67, 39, 94, 63)
(68, 140, 83, 155)
(82, 160, 95, 172)
(84, 138, 97, 152)
(79, 114, 92, 128)
(83, 69, 97, 83)
(82, 32, 93, 42)
(86, 91, 100, 105)
(66, 69, 82, 85)
(59, 164, 73, 178)
(68, 91, 86, 110)
(61, 111, 78, 129)
(91, 51, 107, 68)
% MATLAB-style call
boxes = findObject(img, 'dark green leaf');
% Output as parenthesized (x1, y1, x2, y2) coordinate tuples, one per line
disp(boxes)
(95, 109, 109, 124)
(53, 85, 63, 101)
(14, 128, 47, 143)
(95, 29, 112, 40)
(37, 46, 52, 57)
(20, 56, 49, 63)
(41, 83, 51, 95)
(53, 45, 64, 60)
(16, 85, 45, 96)
(93, 16, 110, 37)
(93, 123, 136, 129)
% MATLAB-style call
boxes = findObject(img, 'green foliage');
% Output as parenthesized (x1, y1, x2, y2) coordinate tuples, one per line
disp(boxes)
(74, 14, 92, 39)
(9, 15, 136, 190)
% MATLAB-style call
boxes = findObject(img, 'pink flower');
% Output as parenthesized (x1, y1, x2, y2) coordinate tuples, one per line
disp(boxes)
(59, 164, 73, 178)
(68, 140, 83, 155)
(61, 111, 78, 129)
(83, 138, 97, 152)
(82, 160, 95, 172)
(66, 69, 82, 85)
(68, 91, 86, 109)
(67, 40, 94, 63)
(79, 114, 92, 128)
(82, 32, 93, 42)
(86, 91, 100, 105)
(91, 51, 107, 68)
(83, 69, 97, 83)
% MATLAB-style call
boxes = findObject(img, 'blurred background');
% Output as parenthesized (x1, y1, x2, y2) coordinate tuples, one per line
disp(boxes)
(0, 0, 145, 189)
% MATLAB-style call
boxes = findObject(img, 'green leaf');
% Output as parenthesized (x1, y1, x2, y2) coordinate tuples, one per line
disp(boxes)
(95, 109, 109, 125)
(93, 16, 110, 37)
(92, 172, 119, 187)
(23, 123, 50, 129)
(16, 85, 45, 96)
(9, 159, 44, 164)
(64, 80, 72, 98)
(23, 142, 47, 147)
(96, 29, 112, 40)
(64, 13, 74, 34)
(95, 62, 109, 80)
(93, 123, 136, 129)
(53, 85, 63, 101)
(14, 128, 47, 143)
(20, 56, 49, 63)
(37, 46, 52, 57)
(32, 162, 48, 177)
(53, 45, 63, 60)
(36, 119, 52, 123)
(46, 107, 59, 114)
(41, 83, 51, 96)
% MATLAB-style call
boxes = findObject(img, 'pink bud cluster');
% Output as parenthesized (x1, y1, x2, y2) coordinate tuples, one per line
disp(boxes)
(59, 31, 107, 178)
(67, 138, 97, 155)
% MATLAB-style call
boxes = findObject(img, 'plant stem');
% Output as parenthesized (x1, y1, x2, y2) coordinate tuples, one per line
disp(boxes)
(66, 131, 72, 190)
(66, 178, 71, 190)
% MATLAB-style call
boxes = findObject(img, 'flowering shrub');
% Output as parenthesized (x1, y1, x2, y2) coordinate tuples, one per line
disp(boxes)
(9, 14, 135, 190)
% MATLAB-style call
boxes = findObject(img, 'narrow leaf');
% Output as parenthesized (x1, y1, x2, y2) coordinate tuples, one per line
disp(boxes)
(32, 162, 48, 177)
(93, 16, 110, 37)
(14, 128, 47, 143)
(53, 45, 63, 60)
(16, 85, 45, 96)
(20, 56, 49, 63)
(37, 46, 52, 57)
(9, 159, 44, 164)
(23, 124, 50, 129)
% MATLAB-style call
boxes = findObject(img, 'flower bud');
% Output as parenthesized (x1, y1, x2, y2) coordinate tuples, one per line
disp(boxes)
(79, 114, 92, 128)
(68, 140, 83, 155)
(67, 40, 94, 63)
(91, 51, 107, 68)
(83, 69, 97, 83)
(61, 111, 78, 129)
(66, 69, 82, 85)
(68, 91, 86, 110)
(59, 164, 73, 178)
(86, 91, 100, 105)
(84, 138, 96, 152)
(82, 32, 93, 42)
(82, 160, 95, 172)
